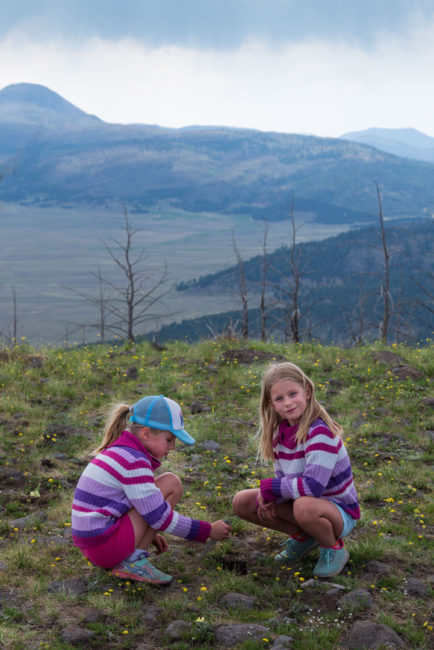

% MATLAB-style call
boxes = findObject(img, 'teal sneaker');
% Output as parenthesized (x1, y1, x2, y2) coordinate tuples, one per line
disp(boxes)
(274, 536, 319, 562)
(111, 555, 172, 584)
(313, 546, 349, 578)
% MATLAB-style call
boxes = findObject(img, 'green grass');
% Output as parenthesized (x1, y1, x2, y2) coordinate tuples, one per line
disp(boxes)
(0, 338, 432, 649)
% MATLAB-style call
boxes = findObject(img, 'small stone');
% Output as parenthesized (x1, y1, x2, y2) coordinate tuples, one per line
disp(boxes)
(81, 608, 105, 624)
(201, 440, 221, 452)
(60, 626, 96, 646)
(48, 578, 87, 596)
(392, 364, 423, 380)
(348, 620, 405, 648)
(142, 605, 163, 622)
(403, 577, 430, 599)
(271, 635, 294, 649)
(165, 620, 189, 640)
(219, 592, 255, 609)
(215, 623, 269, 647)
(365, 560, 391, 575)
(339, 589, 374, 611)
(126, 366, 138, 379)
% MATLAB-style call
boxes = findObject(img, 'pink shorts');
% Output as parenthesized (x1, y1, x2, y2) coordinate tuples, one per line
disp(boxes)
(80, 513, 135, 569)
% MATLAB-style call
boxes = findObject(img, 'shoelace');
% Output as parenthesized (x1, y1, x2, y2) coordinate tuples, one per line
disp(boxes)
(319, 548, 334, 565)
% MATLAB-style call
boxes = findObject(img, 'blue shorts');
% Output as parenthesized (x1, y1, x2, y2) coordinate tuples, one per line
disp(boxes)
(336, 504, 357, 538)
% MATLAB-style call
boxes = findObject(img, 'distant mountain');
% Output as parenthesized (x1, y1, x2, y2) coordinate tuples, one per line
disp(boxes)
(0, 82, 102, 129)
(340, 127, 434, 164)
(1, 83, 434, 223)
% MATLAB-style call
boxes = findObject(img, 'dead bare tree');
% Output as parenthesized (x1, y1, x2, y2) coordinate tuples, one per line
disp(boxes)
(100, 208, 171, 342)
(343, 279, 369, 345)
(11, 286, 18, 344)
(259, 220, 269, 341)
(376, 182, 392, 343)
(231, 231, 249, 340)
(65, 208, 171, 343)
(270, 199, 320, 342)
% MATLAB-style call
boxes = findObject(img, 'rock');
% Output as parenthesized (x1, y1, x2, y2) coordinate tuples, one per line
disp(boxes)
(215, 623, 269, 647)
(10, 511, 46, 528)
(0, 468, 27, 487)
(402, 577, 430, 599)
(81, 608, 105, 623)
(373, 351, 406, 366)
(126, 366, 138, 379)
(338, 589, 374, 611)
(29, 356, 43, 368)
(365, 560, 391, 575)
(165, 620, 190, 640)
(48, 578, 87, 596)
(142, 605, 163, 622)
(60, 626, 96, 646)
(348, 620, 405, 648)
(191, 401, 211, 414)
(271, 635, 294, 649)
(392, 364, 423, 380)
(219, 592, 256, 609)
(201, 440, 221, 452)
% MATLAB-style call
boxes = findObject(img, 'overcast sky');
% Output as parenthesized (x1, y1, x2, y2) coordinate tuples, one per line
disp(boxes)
(1, 0, 433, 137)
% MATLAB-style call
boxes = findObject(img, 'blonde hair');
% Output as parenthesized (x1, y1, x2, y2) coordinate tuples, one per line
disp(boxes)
(259, 362, 343, 461)
(92, 403, 143, 455)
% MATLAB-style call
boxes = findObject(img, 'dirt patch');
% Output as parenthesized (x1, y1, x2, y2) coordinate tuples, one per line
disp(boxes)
(221, 349, 288, 364)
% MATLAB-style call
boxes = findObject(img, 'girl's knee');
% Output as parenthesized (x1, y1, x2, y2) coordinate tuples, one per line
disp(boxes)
(232, 489, 255, 516)
(293, 497, 316, 527)
(232, 491, 243, 515)
(156, 472, 183, 500)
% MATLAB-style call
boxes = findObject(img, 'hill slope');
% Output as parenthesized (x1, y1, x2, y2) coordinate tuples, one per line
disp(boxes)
(340, 127, 434, 164)
(1, 83, 434, 222)
(0, 339, 432, 648)
(155, 220, 434, 344)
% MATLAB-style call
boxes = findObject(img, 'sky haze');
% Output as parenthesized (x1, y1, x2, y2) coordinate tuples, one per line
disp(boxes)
(1, 0, 433, 137)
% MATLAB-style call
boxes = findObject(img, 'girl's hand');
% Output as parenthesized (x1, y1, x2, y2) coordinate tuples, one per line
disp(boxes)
(256, 492, 276, 522)
(210, 520, 231, 541)
(152, 533, 168, 554)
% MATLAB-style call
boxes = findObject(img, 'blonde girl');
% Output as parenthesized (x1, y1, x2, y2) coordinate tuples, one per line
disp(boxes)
(72, 395, 230, 584)
(233, 363, 360, 577)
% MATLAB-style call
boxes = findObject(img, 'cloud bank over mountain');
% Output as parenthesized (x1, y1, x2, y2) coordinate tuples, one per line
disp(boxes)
(1, 1, 433, 137)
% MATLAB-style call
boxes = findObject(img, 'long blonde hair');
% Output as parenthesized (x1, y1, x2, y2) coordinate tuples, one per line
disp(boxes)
(92, 403, 143, 455)
(259, 362, 343, 461)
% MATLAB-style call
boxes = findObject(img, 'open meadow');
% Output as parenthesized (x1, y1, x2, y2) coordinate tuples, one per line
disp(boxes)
(0, 203, 351, 344)
(0, 338, 432, 649)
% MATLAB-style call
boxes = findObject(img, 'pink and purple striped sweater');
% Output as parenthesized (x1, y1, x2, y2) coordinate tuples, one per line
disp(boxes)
(71, 431, 211, 550)
(260, 418, 360, 520)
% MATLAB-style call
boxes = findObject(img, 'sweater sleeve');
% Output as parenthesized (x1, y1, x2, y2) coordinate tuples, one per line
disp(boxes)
(260, 423, 341, 502)
(94, 450, 211, 543)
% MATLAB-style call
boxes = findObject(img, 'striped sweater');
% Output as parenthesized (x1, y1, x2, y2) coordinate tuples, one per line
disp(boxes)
(260, 418, 360, 520)
(71, 431, 211, 549)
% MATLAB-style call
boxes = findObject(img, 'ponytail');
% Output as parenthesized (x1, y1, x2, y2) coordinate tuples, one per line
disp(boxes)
(92, 403, 131, 455)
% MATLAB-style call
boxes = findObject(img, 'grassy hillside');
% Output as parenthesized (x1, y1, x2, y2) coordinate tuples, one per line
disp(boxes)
(0, 338, 432, 649)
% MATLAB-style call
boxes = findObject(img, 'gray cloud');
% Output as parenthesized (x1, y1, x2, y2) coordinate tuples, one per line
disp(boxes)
(3, 0, 434, 48)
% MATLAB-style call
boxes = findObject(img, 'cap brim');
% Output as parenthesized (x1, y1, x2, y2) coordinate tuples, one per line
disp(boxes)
(173, 429, 195, 445)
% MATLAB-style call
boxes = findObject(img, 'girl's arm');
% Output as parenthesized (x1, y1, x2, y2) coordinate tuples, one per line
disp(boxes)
(260, 423, 341, 502)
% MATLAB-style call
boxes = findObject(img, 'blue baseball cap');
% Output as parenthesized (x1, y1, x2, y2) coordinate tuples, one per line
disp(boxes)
(130, 395, 195, 445)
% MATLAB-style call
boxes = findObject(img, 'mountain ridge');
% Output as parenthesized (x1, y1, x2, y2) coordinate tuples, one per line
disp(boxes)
(1, 84, 433, 224)
(340, 127, 434, 163)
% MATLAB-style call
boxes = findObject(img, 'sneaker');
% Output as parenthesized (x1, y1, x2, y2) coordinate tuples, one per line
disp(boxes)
(111, 555, 172, 584)
(313, 546, 349, 578)
(274, 536, 319, 562)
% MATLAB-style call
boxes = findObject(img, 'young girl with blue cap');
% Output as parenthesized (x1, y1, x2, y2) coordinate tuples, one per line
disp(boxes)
(72, 395, 231, 584)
